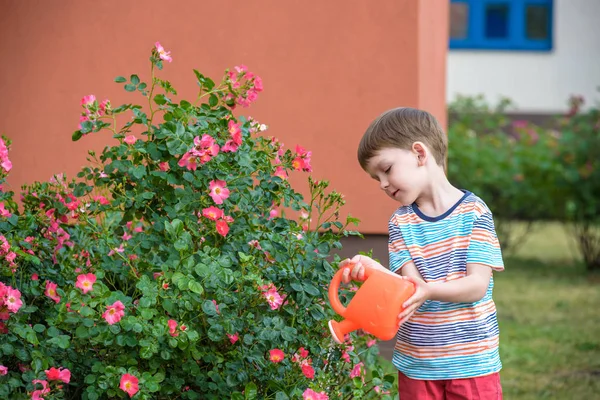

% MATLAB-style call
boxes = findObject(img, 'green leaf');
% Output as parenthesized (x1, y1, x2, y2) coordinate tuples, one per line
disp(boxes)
(80, 306, 94, 317)
(193, 69, 205, 83)
(195, 263, 211, 277)
(188, 280, 204, 295)
(238, 252, 253, 263)
(124, 84, 137, 92)
(346, 215, 361, 226)
(80, 120, 93, 133)
(207, 324, 224, 341)
(146, 381, 160, 392)
(183, 172, 194, 182)
(231, 393, 244, 400)
(176, 276, 188, 291)
(136, 274, 153, 292)
(175, 122, 185, 136)
(186, 330, 199, 342)
(243, 334, 254, 345)
(165, 219, 184, 238)
(281, 327, 297, 342)
(245, 382, 258, 400)
(139, 297, 152, 308)
(290, 282, 304, 292)
(204, 77, 215, 91)
(140, 346, 154, 359)
(171, 272, 185, 287)
(202, 300, 217, 316)
(114, 76, 127, 83)
(275, 392, 290, 400)
(166, 137, 189, 155)
(72, 130, 83, 141)
(174, 231, 192, 251)
(91, 362, 104, 373)
(26, 329, 39, 345)
(209, 94, 218, 107)
(154, 372, 165, 383)
(154, 94, 167, 105)
(130, 74, 140, 85)
(310, 307, 325, 321)
(48, 335, 71, 349)
(1, 343, 14, 355)
(112, 104, 132, 114)
(303, 283, 320, 296)
(33, 324, 45, 333)
(132, 165, 146, 179)
(140, 308, 155, 320)
(163, 299, 175, 315)
(76, 325, 89, 338)
(82, 318, 95, 328)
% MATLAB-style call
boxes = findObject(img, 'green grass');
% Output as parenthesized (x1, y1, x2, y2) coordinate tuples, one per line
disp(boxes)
(378, 223, 600, 399)
(507, 221, 582, 264)
(497, 256, 600, 399)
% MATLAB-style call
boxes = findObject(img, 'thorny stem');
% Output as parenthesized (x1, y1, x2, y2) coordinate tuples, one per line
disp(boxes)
(147, 64, 156, 137)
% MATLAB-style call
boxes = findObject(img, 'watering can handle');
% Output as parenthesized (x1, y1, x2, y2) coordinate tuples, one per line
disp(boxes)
(328, 265, 373, 316)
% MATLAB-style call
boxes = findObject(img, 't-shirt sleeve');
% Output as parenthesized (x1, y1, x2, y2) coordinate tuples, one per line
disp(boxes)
(388, 217, 412, 273)
(467, 208, 505, 271)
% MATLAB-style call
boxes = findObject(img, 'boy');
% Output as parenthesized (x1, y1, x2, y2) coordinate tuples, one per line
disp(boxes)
(341, 107, 504, 399)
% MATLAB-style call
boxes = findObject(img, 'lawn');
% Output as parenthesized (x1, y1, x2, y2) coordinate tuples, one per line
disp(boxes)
(377, 222, 600, 399)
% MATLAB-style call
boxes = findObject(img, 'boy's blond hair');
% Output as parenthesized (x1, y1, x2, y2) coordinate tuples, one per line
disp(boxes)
(357, 107, 447, 170)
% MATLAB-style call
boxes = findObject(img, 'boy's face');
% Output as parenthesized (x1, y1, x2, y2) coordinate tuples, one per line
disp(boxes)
(365, 147, 425, 206)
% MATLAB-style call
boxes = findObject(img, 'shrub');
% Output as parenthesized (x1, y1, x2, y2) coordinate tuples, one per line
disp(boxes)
(447, 95, 561, 253)
(0, 43, 395, 399)
(554, 95, 600, 271)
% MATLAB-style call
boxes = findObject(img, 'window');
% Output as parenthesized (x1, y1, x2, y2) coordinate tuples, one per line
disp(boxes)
(449, 0, 553, 51)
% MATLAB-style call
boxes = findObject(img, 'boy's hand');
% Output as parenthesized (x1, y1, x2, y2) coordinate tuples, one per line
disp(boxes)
(339, 255, 385, 284)
(398, 276, 430, 326)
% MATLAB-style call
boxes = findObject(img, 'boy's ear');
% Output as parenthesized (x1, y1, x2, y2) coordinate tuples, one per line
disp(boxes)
(412, 142, 427, 166)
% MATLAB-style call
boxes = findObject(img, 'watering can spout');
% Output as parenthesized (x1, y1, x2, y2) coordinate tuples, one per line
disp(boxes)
(328, 319, 360, 344)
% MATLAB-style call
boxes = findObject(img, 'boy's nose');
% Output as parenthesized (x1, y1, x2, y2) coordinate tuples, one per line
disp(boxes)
(380, 180, 389, 191)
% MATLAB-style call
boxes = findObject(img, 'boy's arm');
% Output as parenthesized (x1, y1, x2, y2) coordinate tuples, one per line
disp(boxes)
(424, 263, 491, 303)
(397, 261, 424, 281)
(397, 263, 492, 325)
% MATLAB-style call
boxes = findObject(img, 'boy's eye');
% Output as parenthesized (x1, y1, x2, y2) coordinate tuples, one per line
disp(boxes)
(384, 166, 391, 174)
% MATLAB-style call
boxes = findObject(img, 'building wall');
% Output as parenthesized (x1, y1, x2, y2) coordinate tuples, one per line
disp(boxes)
(0, 0, 447, 234)
(447, 0, 600, 113)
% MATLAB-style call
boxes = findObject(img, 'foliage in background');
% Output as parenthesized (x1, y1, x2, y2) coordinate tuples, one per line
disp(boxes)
(554, 95, 600, 271)
(447, 94, 600, 271)
(447, 95, 560, 253)
(0, 43, 395, 399)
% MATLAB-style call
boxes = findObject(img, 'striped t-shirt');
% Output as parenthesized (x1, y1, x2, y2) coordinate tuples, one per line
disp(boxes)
(388, 190, 504, 380)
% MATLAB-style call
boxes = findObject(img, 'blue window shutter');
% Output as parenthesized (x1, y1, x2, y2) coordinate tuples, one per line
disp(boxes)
(449, 0, 553, 51)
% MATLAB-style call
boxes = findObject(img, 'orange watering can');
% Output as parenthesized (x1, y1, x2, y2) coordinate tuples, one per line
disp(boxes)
(328, 265, 415, 343)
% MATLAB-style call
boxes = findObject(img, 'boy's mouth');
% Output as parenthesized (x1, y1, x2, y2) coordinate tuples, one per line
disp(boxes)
(391, 190, 399, 198)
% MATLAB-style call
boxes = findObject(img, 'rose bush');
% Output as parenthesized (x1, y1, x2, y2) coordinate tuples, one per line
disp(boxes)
(447, 95, 562, 253)
(448, 94, 600, 270)
(0, 43, 396, 399)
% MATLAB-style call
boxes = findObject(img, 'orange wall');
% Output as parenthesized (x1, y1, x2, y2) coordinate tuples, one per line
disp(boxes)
(0, 0, 447, 233)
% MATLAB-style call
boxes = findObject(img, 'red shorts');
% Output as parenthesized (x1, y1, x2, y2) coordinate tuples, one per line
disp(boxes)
(398, 371, 502, 400)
